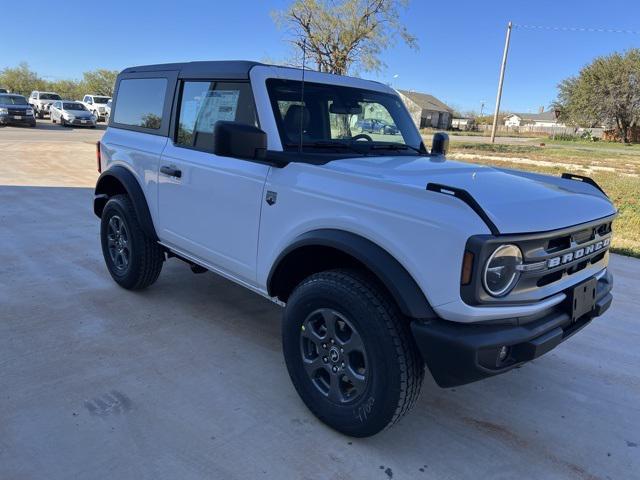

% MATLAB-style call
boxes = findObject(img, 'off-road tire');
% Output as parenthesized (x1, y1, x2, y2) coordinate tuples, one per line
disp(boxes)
(100, 194, 164, 290)
(282, 269, 424, 437)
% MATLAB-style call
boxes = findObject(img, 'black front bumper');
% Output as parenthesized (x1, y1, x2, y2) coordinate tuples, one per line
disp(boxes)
(0, 114, 36, 126)
(411, 270, 613, 388)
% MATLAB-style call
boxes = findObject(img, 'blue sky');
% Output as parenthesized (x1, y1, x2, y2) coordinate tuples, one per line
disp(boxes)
(3, 0, 639, 113)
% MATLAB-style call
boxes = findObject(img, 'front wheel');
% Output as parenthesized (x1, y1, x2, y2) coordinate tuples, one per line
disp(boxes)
(282, 269, 424, 437)
(100, 195, 164, 290)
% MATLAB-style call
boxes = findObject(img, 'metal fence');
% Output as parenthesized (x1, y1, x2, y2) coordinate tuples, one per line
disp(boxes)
(476, 124, 604, 138)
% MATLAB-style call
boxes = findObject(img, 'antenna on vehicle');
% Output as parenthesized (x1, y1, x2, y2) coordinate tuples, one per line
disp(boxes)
(299, 39, 307, 154)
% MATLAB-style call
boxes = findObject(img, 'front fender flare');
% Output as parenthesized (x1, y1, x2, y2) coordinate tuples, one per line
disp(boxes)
(267, 229, 435, 319)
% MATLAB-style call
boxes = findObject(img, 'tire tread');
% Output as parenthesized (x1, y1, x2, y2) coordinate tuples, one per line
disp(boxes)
(293, 269, 424, 433)
(102, 194, 163, 290)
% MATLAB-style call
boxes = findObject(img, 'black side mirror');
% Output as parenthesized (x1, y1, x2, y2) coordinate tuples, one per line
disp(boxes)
(431, 132, 449, 155)
(213, 121, 267, 160)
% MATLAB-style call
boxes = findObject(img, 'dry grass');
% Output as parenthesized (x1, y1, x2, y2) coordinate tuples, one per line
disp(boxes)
(448, 141, 640, 258)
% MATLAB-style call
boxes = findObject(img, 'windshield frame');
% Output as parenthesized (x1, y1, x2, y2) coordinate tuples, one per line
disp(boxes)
(265, 78, 425, 158)
(63, 102, 87, 111)
(39, 93, 61, 100)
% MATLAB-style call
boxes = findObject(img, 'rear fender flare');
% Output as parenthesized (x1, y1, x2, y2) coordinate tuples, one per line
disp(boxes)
(94, 165, 158, 241)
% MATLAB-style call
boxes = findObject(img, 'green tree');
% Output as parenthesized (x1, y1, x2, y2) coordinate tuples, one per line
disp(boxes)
(272, 0, 417, 75)
(81, 69, 119, 96)
(0, 62, 47, 96)
(554, 49, 640, 143)
(48, 79, 83, 101)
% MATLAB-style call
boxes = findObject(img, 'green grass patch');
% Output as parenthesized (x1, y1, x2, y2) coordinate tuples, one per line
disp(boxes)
(450, 142, 540, 154)
(447, 150, 640, 259)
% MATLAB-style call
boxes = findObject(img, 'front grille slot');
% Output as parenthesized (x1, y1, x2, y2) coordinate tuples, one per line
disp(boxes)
(591, 251, 606, 264)
(547, 235, 571, 252)
(537, 271, 563, 287)
(567, 259, 589, 275)
(597, 223, 612, 236)
(573, 228, 594, 244)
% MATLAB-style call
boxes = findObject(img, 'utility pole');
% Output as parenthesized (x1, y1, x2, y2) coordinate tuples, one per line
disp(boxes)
(490, 21, 513, 143)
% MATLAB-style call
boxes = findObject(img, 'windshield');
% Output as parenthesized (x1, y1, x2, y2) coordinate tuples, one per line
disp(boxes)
(93, 96, 110, 104)
(0, 95, 28, 105)
(64, 102, 87, 110)
(40, 93, 61, 100)
(266, 79, 424, 155)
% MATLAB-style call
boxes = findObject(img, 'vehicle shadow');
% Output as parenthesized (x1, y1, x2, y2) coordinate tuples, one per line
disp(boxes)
(33, 121, 107, 132)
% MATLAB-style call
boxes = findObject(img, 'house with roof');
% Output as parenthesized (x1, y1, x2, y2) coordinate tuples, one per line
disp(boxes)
(396, 89, 453, 130)
(503, 110, 564, 128)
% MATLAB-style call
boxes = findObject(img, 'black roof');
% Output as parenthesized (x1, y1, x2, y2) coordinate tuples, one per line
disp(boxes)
(121, 60, 264, 79)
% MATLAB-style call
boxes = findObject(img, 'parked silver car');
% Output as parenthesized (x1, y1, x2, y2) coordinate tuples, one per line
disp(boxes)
(50, 101, 97, 128)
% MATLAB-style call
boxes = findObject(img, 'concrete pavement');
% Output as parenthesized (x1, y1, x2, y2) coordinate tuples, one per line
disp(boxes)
(1, 126, 639, 480)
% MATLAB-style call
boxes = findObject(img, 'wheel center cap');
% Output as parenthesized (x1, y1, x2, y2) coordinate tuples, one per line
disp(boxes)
(329, 347, 340, 363)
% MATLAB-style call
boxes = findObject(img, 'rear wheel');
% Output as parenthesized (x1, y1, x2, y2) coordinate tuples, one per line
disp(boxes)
(100, 195, 164, 290)
(282, 269, 424, 437)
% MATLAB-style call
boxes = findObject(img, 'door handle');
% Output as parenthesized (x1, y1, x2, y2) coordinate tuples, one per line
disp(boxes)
(160, 165, 182, 178)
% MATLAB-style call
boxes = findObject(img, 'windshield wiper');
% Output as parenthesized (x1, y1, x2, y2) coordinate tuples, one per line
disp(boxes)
(284, 141, 367, 155)
(369, 143, 425, 154)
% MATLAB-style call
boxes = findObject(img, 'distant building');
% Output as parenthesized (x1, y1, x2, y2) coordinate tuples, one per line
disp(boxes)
(503, 110, 564, 128)
(397, 89, 453, 130)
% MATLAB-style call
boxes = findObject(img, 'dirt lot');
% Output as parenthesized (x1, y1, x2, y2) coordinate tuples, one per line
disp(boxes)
(1, 122, 639, 480)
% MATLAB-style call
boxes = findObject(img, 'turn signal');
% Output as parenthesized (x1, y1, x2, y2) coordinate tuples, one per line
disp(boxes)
(461, 251, 474, 285)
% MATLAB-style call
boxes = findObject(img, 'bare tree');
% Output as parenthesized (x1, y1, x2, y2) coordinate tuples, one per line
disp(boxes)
(272, 0, 417, 75)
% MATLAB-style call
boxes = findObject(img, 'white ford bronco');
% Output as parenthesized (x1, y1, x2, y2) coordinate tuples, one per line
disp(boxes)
(94, 61, 616, 437)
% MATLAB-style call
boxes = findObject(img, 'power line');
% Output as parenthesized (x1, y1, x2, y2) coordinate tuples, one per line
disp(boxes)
(514, 23, 640, 35)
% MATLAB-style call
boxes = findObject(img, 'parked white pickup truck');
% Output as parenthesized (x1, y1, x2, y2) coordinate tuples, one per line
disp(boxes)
(80, 94, 111, 122)
(28, 91, 62, 118)
(94, 61, 616, 437)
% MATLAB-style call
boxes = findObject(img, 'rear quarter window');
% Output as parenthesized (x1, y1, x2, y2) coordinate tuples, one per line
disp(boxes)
(113, 78, 168, 130)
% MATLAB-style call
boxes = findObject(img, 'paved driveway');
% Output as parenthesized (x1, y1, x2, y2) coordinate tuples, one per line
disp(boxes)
(1, 125, 639, 479)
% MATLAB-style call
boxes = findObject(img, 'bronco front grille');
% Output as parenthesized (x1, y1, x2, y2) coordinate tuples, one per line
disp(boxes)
(462, 215, 616, 306)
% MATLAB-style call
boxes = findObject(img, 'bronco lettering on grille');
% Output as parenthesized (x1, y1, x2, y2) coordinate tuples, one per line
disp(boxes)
(547, 238, 610, 268)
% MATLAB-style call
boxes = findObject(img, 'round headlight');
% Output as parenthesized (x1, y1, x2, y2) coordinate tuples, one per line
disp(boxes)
(483, 244, 523, 297)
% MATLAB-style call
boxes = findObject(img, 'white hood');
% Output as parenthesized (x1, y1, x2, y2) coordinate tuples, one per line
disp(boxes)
(324, 155, 616, 234)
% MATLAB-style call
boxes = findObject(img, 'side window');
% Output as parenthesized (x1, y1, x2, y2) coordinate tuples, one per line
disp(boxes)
(113, 78, 167, 130)
(176, 81, 257, 151)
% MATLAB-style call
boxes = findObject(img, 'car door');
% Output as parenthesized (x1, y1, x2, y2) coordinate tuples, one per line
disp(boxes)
(51, 101, 60, 120)
(157, 79, 270, 284)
